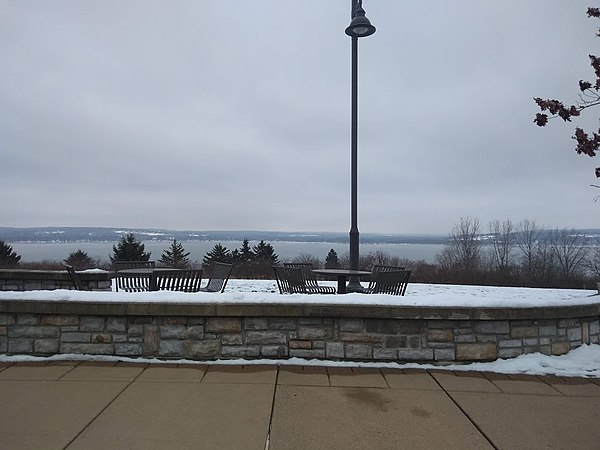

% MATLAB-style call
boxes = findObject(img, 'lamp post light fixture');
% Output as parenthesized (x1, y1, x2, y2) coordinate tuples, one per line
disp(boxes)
(345, 0, 375, 293)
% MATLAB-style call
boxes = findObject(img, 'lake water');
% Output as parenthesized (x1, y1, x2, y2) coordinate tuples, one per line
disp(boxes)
(11, 241, 445, 264)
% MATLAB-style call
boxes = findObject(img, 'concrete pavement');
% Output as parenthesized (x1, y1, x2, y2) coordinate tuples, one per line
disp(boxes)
(1, 361, 599, 449)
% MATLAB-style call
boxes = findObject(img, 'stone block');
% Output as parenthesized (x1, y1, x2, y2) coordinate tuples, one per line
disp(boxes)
(142, 325, 159, 356)
(9, 338, 32, 353)
(221, 334, 243, 345)
(339, 332, 383, 343)
(558, 319, 578, 328)
(34, 339, 59, 354)
(61, 332, 91, 343)
(92, 333, 111, 343)
(128, 324, 144, 337)
(408, 336, 421, 348)
(184, 341, 220, 358)
(582, 322, 590, 344)
(9, 326, 59, 339)
(326, 342, 344, 358)
(590, 320, 600, 336)
(297, 326, 333, 340)
(113, 334, 128, 343)
(312, 341, 325, 349)
(454, 334, 476, 343)
(456, 343, 497, 361)
(0, 314, 16, 326)
(245, 331, 287, 345)
(385, 336, 407, 348)
(17, 314, 39, 325)
(221, 345, 260, 358)
(41, 315, 78, 326)
(538, 325, 558, 337)
(289, 340, 312, 350)
(567, 327, 582, 342)
(0, 326, 5, 336)
(61, 343, 113, 355)
(160, 325, 187, 339)
(522, 338, 539, 346)
(261, 345, 288, 358)
(159, 340, 184, 357)
(206, 318, 241, 333)
(510, 327, 538, 338)
(397, 349, 434, 361)
(244, 318, 268, 330)
(345, 344, 371, 359)
(474, 321, 509, 334)
(434, 348, 456, 361)
(373, 348, 397, 360)
(164, 317, 187, 325)
(0, 337, 7, 352)
(187, 325, 204, 340)
(80, 316, 105, 332)
(188, 317, 205, 326)
(339, 319, 363, 332)
(552, 342, 570, 355)
(289, 349, 325, 358)
(498, 348, 523, 358)
(427, 329, 453, 342)
(268, 318, 297, 330)
(524, 345, 551, 355)
(106, 317, 128, 332)
(298, 318, 323, 325)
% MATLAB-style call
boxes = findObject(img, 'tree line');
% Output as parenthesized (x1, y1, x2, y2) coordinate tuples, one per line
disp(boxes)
(2, 221, 600, 289)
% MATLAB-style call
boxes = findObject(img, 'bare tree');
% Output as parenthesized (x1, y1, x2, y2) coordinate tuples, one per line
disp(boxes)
(515, 219, 541, 281)
(488, 219, 515, 276)
(290, 253, 322, 268)
(549, 228, 590, 283)
(437, 217, 483, 281)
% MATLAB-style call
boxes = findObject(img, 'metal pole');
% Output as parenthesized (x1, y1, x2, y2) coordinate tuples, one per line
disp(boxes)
(347, 18, 362, 292)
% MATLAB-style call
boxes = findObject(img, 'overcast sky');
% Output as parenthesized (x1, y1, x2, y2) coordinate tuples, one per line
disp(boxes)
(1, 1, 599, 235)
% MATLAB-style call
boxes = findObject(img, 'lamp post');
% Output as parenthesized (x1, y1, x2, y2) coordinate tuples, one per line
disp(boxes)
(345, 0, 376, 292)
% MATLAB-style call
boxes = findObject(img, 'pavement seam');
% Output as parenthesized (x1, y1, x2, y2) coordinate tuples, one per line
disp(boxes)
(61, 367, 146, 449)
(264, 367, 280, 450)
(429, 370, 500, 450)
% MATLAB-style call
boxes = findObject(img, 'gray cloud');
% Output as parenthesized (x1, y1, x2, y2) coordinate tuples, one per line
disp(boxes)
(1, 0, 598, 234)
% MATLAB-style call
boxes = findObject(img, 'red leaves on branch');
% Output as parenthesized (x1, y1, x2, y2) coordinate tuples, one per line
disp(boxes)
(573, 127, 600, 157)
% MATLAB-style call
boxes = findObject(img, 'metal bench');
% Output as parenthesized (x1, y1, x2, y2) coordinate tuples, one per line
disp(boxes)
(115, 271, 152, 292)
(367, 265, 406, 291)
(155, 269, 203, 292)
(284, 263, 336, 294)
(199, 262, 233, 292)
(273, 266, 307, 294)
(63, 264, 84, 291)
(365, 269, 411, 296)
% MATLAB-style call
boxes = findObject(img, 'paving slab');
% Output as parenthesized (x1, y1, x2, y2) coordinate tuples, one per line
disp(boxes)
(136, 365, 208, 383)
(327, 367, 388, 388)
(68, 382, 274, 450)
(490, 378, 562, 395)
(382, 369, 441, 390)
(277, 365, 330, 386)
(61, 364, 145, 382)
(543, 377, 600, 397)
(0, 380, 127, 450)
(269, 385, 493, 450)
(450, 391, 600, 450)
(0, 363, 76, 380)
(431, 371, 502, 393)
(202, 364, 277, 384)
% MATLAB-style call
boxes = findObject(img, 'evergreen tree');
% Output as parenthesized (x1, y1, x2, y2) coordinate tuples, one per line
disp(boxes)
(110, 233, 151, 263)
(203, 243, 231, 266)
(252, 240, 279, 264)
(0, 240, 21, 268)
(325, 248, 340, 268)
(239, 239, 254, 262)
(159, 239, 191, 268)
(64, 249, 96, 270)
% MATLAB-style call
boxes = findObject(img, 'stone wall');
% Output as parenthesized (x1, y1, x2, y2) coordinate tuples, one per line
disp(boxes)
(0, 269, 111, 292)
(1, 300, 599, 363)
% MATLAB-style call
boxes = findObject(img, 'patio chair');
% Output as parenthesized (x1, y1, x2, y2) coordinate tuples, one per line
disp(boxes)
(365, 269, 411, 296)
(284, 263, 336, 294)
(63, 264, 84, 291)
(273, 266, 307, 294)
(155, 269, 203, 292)
(367, 265, 406, 291)
(199, 262, 233, 292)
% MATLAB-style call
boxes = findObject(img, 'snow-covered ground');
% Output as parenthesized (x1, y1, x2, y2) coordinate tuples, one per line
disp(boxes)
(1, 279, 599, 377)
(0, 279, 598, 308)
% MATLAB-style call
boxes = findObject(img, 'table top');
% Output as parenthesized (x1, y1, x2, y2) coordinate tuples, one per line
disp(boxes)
(312, 269, 371, 276)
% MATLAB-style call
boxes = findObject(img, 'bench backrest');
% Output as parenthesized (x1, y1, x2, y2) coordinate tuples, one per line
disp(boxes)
(369, 269, 411, 296)
(368, 265, 407, 290)
(273, 266, 306, 294)
(113, 261, 155, 271)
(202, 262, 233, 292)
(116, 272, 152, 292)
(155, 269, 203, 292)
(283, 263, 320, 288)
(63, 264, 84, 291)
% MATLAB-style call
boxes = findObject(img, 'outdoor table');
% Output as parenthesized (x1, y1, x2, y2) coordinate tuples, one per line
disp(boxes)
(117, 268, 182, 291)
(311, 269, 371, 294)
